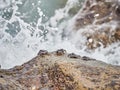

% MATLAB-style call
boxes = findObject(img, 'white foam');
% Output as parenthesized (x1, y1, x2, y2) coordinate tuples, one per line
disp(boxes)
(0, 0, 120, 69)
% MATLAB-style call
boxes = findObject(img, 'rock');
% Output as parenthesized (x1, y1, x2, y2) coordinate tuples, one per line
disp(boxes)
(116, 5, 120, 17)
(0, 50, 120, 90)
(114, 28, 120, 40)
(72, 0, 120, 49)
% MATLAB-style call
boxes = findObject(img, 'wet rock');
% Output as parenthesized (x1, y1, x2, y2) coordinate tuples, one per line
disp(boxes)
(0, 84, 5, 90)
(40, 73, 49, 85)
(114, 28, 120, 40)
(116, 5, 120, 17)
(0, 50, 120, 90)
(75, 13, 95, 28)
(72, 0, 120, 49)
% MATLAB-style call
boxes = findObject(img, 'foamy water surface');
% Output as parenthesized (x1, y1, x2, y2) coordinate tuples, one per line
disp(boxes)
(0, 0, 120, 69)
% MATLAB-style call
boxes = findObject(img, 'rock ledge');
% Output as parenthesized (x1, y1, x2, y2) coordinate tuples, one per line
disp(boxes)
(0, 50, 120, 90)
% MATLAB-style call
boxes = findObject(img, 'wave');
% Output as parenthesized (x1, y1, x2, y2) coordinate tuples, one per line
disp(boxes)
(0, 0, 120, 68)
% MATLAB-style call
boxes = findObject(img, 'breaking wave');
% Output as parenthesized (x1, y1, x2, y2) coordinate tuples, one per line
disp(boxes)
(0, 0, 120, 68)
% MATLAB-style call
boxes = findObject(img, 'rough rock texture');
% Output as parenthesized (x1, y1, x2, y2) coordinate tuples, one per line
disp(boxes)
(0, 50, 120, 90)
(73, 0, 120, 49)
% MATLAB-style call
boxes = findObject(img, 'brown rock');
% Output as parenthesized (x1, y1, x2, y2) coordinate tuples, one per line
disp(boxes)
(114, 28, 120, 40)
(0, 50, 120, 90)
(72, 0, 120, 49)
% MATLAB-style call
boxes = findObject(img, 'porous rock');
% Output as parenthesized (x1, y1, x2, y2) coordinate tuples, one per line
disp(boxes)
(73, 0, 120, 49)
(0, 50, 120, 90)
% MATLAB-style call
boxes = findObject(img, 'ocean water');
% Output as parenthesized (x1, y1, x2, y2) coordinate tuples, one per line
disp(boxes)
(0, 0, 120, 69)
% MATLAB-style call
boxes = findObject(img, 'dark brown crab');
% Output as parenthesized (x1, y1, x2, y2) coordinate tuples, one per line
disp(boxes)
(68, 53, 81, 59)
(37, 50, 49, 56)
(55, 49, 66, 56)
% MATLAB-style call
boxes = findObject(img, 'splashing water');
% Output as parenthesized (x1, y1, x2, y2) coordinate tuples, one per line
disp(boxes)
(0, 0, 120, 69)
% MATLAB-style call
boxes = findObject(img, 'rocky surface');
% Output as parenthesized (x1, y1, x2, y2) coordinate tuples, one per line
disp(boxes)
(73, 0, 120, 49)
(0, 0, 120, 90)
(0, 49, 120, 90)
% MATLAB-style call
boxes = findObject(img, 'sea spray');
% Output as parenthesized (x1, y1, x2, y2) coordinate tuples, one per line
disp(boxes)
(0, 0, 83, 68)
(0, 0, 120, 68)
